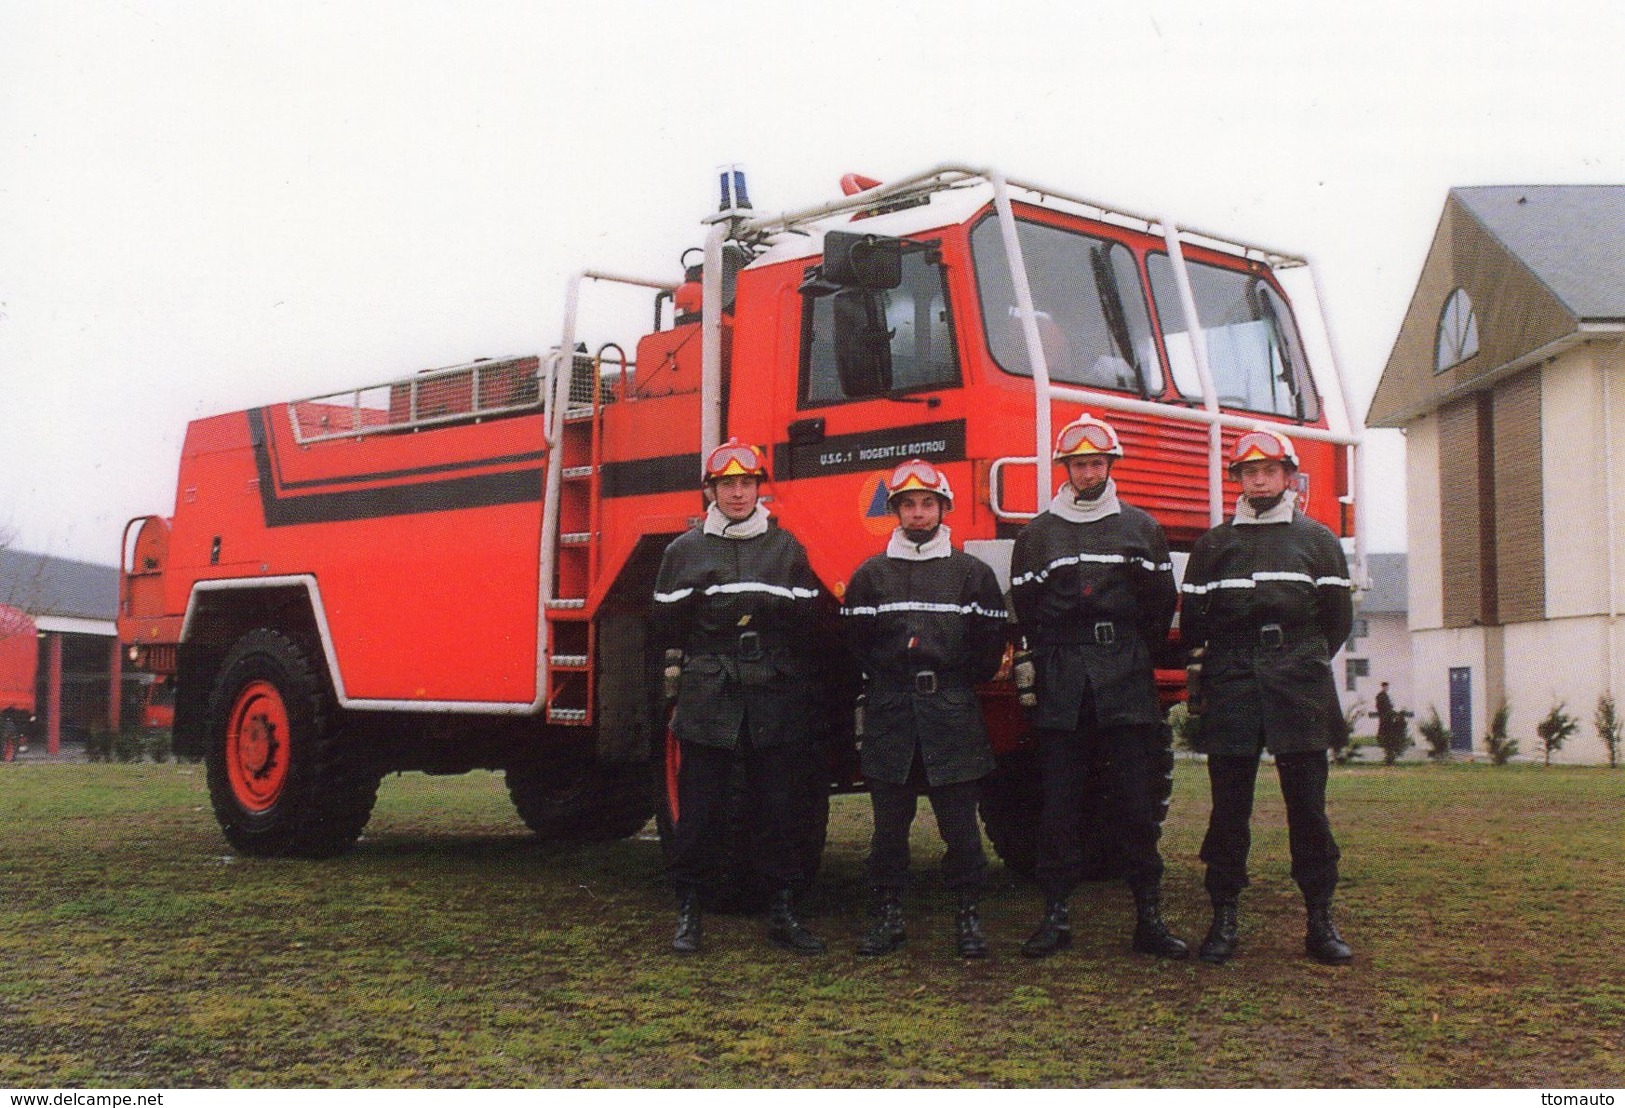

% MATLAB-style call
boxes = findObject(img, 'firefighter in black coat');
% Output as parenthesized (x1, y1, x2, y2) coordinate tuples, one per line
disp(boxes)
(1181, 427, 1356, 965)
(1009, 414, 1187, 959)
(652, 438, 827, 956)
(841, 459, 1008, 959)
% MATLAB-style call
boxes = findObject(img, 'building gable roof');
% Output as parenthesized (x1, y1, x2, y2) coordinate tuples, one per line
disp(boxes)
(1366, 185, 1625, 429)
(1453, 186, 1625, 320)
(0, 549, 119, 622)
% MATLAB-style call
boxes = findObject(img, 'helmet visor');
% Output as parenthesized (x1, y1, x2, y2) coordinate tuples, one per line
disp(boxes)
(1056, 420, 1117, 456)
(886, 459, 948, 495)
(1232, 430, 1290, 466)
(704, 442, 765, 480)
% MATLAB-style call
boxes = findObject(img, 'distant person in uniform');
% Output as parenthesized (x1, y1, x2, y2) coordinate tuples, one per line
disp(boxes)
(652, 438, 828, 957)
(1181, 427, 1356, 966)
(841, 459, 1007, 959)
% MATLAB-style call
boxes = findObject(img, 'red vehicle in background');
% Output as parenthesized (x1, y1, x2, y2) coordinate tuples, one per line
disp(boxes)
(118, 164, 1365, 869)
(0, 604, 37, 759)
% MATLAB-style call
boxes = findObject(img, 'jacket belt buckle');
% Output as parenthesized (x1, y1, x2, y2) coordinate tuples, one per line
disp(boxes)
(914, 670, 938, 695)
(1093, 621, 1117, 646)
(1259, 623, 1284, 649)
(737, 630, 764, 662)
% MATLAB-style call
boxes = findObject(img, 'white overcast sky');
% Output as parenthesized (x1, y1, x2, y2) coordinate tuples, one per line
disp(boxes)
(5, 0, 1625, 563)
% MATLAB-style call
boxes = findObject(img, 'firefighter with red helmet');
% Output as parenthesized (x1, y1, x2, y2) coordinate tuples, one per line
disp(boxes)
(1009, 413, 1186, 960)
(1181, 426, 1355, 965)
(652, 438, 829, 956)
(841, 459, 1008, 958)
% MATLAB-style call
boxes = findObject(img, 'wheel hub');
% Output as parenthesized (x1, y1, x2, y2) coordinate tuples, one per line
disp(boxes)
(226, 680, 289, 812)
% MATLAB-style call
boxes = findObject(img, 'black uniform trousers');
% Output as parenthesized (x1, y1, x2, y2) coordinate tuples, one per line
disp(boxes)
(1034, 714, 1165, 902)
(1200, 741, 1340, 906)
(670, 728, 813, 899)
(866, 765, 987, 898)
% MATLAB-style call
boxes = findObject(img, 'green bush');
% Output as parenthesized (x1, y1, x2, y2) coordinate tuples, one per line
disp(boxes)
(1418, 708, 1453, 762)
(1595, 694, 1621, 768)
(1167, 701, 1199, 752)
(1536, 702, 1578, 766)
(144, 730, 172, 763)
(85, 727, 116, 763)
(1484, 703, 1518, 765)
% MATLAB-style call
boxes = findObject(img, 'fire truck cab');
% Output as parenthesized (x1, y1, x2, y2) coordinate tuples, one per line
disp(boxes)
(119, 164, 1363, 866)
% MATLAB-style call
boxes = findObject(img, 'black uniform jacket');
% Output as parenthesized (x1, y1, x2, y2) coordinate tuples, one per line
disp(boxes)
(1181, 511, 1355, 756)
(652, 521, 825, 750)
(1010, 503, 1177, 731)
(842, 547, 1007, 787)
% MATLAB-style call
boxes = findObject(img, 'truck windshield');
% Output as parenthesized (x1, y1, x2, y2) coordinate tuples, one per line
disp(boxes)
(970, 216, 1162, 395)
(800, 246, 959, 407)
(1146, 253, 1320, 421)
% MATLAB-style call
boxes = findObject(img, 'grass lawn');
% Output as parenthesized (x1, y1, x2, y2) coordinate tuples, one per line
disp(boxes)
(0, 759, 1620, 1088)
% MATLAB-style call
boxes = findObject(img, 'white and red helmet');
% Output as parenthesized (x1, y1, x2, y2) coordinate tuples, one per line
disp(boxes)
(884, 458, 954, 511)
(1053, 413, 1124, 462)
(1228, 426, 1299, 477)
(701, 438, 769, 484)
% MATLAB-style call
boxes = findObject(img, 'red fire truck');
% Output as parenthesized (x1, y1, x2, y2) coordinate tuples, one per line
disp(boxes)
(1, 604, 38, 759)
(118, 164, 1364, 867)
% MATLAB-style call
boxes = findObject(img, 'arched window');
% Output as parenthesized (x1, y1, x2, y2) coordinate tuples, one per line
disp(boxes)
(1436, 288, 1480, 373)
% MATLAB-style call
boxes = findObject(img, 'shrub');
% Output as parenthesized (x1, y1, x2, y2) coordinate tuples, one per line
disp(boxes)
(145, 730, 172, 764)
(1536, 702, 1579, 766)
(1417, 708, 1453, 762)
(1595, 694, 1621, 768)
(1484, 703, 1518, 765)
(1167, 701, 1199, 752)
(1334, 699, 1367, 764)
(1376, 709, 1414, 766)
(112, 727, 147, 763)
(85, 727, 116, 763)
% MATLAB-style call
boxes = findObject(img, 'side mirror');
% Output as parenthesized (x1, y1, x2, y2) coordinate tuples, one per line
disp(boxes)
(833, 289, 893, 397)
(822, 230, 903, 290)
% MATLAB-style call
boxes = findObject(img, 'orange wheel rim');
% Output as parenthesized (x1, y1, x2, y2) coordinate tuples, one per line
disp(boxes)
(226, 680, 289, 812)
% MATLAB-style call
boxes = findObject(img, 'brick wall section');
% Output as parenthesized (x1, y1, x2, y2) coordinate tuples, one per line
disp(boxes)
(1438, 396, 1486, 628)
(1492, 368, 1546, 623)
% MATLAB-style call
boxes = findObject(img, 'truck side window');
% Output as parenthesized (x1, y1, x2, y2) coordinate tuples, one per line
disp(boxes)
(1147, 254, 1320, 421)
(800, 247, 959, 407)
(970, 216, 1162, 395)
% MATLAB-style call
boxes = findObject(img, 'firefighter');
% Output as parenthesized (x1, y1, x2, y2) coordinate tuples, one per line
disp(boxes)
(1181, 427, 1356, 965)
(1010, 414, 1186, 960)
(651, 438, 828, 957)
(841, 459, 1008, 959)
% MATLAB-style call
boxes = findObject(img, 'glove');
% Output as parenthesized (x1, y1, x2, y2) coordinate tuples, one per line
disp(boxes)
(1185, 646, 1205, 716)
(662, 649, 684, 706)
(1013, 647, 1037, 711)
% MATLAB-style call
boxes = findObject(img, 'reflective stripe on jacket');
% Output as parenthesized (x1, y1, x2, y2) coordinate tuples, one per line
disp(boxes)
(1181, 511, 1355, 756)
(1009, 502, 1177, 730)
(842, 549, 1007, 787)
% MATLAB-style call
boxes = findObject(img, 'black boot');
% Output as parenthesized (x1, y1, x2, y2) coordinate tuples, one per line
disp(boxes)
(1131, 888, 1189, 959)
(1305, 903, 1353, 965)
(856, 893, 906, 957)
(1198, 900, 1239, 964)
(955, 898, 989, 959)
(766, 889, 826, 955)
(672, 890, 702, 955)
(1020, 899, 1072, 958)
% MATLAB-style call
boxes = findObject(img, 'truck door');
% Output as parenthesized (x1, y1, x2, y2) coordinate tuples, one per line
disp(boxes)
(767, 237, 969, 583)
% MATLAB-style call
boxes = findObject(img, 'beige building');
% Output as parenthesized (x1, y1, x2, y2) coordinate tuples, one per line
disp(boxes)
(1338, 552, 1413, 735)
(1368, 186, 1625, 763)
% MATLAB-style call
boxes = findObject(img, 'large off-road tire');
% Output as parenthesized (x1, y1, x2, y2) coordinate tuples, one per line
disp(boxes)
(204, 628, 379, 858)
(505, 755, 655, 843)
(979, 743, 1041, 878)
(654, 729, 830, 914)
(984, 727, 1178, 882)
